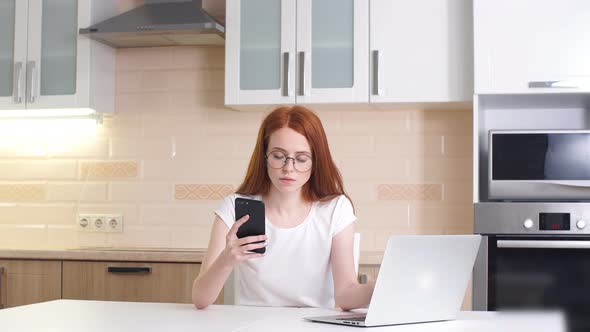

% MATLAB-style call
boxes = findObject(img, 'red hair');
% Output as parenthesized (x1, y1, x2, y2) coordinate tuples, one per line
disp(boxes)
(236, 106, 350, 204)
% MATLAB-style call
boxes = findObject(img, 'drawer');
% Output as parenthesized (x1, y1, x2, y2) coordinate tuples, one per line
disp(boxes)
(62, 261, 209, 304)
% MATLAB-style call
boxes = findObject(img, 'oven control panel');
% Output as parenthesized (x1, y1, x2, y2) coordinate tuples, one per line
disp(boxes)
(475, 202, 590, 235)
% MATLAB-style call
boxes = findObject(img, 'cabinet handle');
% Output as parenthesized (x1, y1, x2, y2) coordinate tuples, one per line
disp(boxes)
(528, 80, 579, 89)
(298, 51, 307, 96)
(282, 52, 290, 97)
(107, 267, 151, 274)
(26, 61, 37, 103)
(0, 267, 5, 309)
(13, 62, 24, 103)
(372, 50, 381, 95)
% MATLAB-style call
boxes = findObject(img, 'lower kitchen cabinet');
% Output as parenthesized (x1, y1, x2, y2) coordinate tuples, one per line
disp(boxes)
(0, 260, 62, 309)
(62, 261, 219, 304)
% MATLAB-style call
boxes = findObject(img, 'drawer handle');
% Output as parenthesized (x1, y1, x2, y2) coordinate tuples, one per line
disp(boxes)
(107, 267, 151, 274)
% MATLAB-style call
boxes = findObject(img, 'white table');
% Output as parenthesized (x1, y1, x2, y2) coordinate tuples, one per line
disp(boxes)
(0, 300, 565, 332)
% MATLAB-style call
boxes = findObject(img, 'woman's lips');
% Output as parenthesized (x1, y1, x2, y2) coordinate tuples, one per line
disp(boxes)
(279, 178, 295, 184)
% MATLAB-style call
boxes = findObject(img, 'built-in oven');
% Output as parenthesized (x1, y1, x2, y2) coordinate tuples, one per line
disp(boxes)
(489, 130, 590, 201)
(474, 203, 590, 332)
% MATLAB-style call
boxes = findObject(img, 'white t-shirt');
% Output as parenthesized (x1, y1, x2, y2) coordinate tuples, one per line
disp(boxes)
(215, 193, 356, 308)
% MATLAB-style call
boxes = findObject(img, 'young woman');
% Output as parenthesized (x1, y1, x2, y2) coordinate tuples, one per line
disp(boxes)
(192, 106, 375, 310)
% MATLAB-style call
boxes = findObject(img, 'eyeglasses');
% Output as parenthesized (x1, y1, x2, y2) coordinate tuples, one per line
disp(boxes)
(265, 150, 313, 172)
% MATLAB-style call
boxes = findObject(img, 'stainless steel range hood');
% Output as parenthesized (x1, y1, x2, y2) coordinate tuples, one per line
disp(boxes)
(80, 0, 225, 48)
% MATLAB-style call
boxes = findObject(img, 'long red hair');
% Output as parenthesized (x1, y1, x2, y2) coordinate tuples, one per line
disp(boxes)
(236, 106, 350, 204)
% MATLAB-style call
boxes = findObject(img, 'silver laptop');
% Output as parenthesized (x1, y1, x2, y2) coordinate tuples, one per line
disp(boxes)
(305, 234, 481, 327)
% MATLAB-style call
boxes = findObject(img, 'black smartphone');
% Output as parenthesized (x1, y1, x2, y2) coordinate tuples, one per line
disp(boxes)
(235, 197, 266, 254)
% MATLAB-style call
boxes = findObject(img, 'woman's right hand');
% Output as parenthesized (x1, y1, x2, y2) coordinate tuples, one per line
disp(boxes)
(220, 214, 267, 266)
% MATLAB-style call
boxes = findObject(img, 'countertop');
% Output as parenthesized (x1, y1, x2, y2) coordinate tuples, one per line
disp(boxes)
(0, 248, 384, 265)
(0, 300, 565, 332)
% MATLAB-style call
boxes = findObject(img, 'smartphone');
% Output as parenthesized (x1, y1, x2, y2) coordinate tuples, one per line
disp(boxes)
(235, 197, 266, 254)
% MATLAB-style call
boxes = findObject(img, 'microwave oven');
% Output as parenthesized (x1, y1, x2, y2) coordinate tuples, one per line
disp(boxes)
(488, 130, 590, 201)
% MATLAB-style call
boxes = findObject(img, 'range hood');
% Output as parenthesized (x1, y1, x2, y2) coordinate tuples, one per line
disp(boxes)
(80, 0, 225, 48)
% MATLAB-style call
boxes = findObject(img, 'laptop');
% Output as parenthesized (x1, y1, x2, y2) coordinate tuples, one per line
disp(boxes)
(305, 234, 481, 327)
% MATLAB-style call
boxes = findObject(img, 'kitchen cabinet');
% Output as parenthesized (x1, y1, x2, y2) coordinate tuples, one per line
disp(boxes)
(474, 0, 590, 94)
(62, 261, 200, 304)
(369, 0, 473, 104)
(0, 0, 114, 112)
(62, 261, 222, 304)
(0, 260, 62, 309)
(225, 0, 368, 106)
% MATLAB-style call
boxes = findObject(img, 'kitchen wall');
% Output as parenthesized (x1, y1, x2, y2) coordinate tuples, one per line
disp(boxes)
(0, 46, 473, 251)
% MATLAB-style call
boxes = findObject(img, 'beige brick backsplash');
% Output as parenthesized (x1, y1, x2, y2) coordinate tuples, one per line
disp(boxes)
(142, 160, 200, 181)
(116, 92, 171, 113)
(170, 226, 214, 249)
(116, 71, 142, 94)
(0, 204, 74, 225)
(346, 181, 377, 203)
(340, 110, 409, 134)
(340, 158, 408, 181)
(329, 135, 375, 157)
(142, 113, 206, 137)
(205, 109, 265, 136)
(442, 135, 473, 157)
(168, 91, 225, 113)
(47, 225, 78, 249)
(173, 135, 256, 160)
(169, 46, 225, 70)
(0, 224, 47, 249)
(110, 226, 172, 248)
(375, 135, 442, 158)
(378, 184, 443, 201)
(0, 160, 78, 180)
(97, 113, 142, 138)
(81, 161, 138, 179)
(76, 232, 109, 248)
(110, 183, 174, 202)
(409, 109, 472, 134)
(117, 47, 172, 71)
(408, 157, 473, 182)
(142, 203, 218, 226)
(110, 137, 173, 159)
(175, 184, 234, 201)
(0, 184, 45, 202)
(443, 181, 473, 203)
(45, 139, 109, 158)
(47, 183, 108, 202)
(354, 203, 410, 229)
(410, 205, 474, 233)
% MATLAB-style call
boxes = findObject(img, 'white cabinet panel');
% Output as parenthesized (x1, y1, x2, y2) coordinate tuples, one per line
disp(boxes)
(0, 0, 28, 110)
(370, 0, 473, 103)
(475, 0, 590, 94)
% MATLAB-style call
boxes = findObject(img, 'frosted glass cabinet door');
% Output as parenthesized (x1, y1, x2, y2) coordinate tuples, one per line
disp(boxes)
(0, 0, 27, 110)
(225, 0, 296, 106)
(25, 0, 90, 109)
(296, 0, 368, 104)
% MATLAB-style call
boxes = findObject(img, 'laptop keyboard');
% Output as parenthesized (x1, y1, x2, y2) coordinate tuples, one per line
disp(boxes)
(336, 316, 366, 322)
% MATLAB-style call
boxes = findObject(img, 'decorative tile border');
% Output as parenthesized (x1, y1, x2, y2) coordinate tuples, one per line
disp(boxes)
(81, 161, 138, 179)
(377, 184, 442, 201)
(175, 184, 234, 200)
(0, 184, 45, 201)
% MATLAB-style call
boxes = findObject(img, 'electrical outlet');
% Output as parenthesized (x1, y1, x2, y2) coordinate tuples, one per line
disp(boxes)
(105, 214, 123, 233)
(77, 215, 91, 231)
(90, 215, 106, 232)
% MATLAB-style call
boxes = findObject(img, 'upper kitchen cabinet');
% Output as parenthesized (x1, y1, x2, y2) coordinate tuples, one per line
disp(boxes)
(225, 0, 368, 107)
(475, 0, 590, 94)
(369, 0, 473, 105)
(0, 0, 114, 112)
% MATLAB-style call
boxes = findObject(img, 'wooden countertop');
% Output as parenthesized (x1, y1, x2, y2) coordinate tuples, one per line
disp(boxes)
(0, 248, 384, 265)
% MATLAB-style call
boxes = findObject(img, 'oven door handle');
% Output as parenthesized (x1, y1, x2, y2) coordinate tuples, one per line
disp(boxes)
(498, 240, 590, 249)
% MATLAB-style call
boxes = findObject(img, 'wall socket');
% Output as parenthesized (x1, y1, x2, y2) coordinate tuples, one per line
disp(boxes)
(78, 214, 123, 233)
